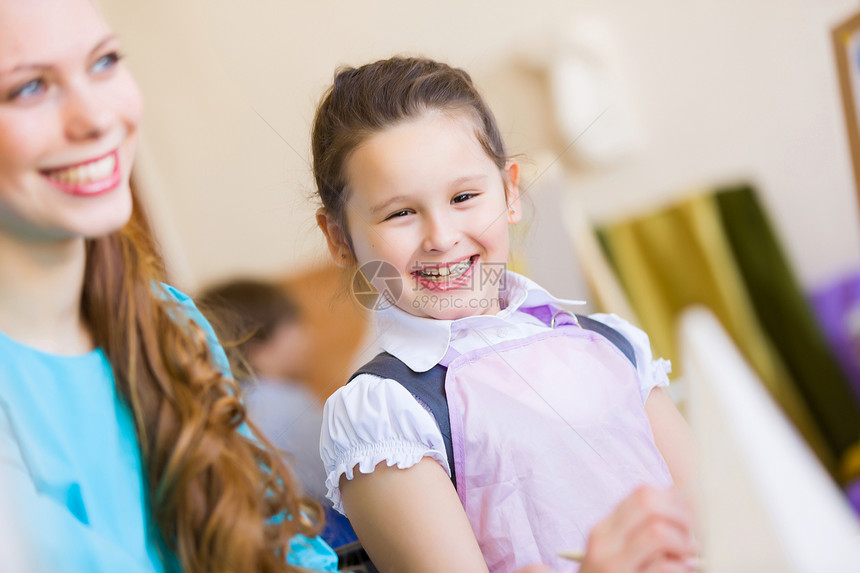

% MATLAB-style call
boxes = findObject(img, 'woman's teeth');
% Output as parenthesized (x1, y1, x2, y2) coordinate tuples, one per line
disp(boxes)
(418, 258, 473, 282)
(45, 154, 116, 185)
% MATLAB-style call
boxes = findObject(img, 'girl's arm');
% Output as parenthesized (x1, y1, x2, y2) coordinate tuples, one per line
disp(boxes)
(644, 386, 696, 491)
(342, 457, 697, 573)
(340, 457, 489, 573)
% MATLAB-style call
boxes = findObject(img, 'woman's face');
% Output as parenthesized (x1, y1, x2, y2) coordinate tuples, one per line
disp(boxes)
(0, 0, 143, 243)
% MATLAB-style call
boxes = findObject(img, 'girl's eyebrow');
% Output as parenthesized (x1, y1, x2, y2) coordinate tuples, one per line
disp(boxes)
(450, 174, 487, 187)
(369, 174, 489, 215)
(0, 34, 117, 78)
(370, 195, 410, 216)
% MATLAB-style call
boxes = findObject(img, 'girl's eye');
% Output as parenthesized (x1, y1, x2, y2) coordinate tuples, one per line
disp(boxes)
(384, 209, 412, 221)
(91, 51, 122, 74)
(452, 192, 477, 204)
(7, 78, 45, 101)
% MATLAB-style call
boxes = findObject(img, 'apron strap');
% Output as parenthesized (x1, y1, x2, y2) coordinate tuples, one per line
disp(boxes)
(349, 353, 456, 488)
(521, 306, 638, 368)
(575, 315, 638, 369)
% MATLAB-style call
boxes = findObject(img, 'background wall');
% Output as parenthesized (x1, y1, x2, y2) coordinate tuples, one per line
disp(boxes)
(99, 0, 860, 297)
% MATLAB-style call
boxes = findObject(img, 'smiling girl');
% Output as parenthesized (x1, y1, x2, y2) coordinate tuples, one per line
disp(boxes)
(314, 57, 698, 573)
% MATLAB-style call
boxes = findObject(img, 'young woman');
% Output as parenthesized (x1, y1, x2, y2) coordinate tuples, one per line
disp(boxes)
(0, 1, 335, 571)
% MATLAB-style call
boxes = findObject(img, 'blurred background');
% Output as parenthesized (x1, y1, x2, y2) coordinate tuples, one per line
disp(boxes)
(100, 0, 860, 290)
(99, 0, 860, 503)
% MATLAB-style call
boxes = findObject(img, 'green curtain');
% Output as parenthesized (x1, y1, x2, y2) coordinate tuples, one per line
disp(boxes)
(716, 186, 860, 474)
(597, 187, 860, 476)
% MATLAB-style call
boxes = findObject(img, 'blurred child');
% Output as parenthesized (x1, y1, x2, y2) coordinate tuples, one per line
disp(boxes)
(198, 279, 328, 502)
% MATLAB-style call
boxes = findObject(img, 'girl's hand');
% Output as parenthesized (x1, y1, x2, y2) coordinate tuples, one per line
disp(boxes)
(578, 485, 698, 573)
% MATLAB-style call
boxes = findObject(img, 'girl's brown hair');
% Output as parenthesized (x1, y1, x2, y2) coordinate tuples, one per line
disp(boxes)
(312, 56, 509, 243)
(81, 201, 319, 572)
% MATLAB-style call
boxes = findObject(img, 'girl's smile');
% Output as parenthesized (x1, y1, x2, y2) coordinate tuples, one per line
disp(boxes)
(411, 254, 477, 292)
(340, 111, 520, 320)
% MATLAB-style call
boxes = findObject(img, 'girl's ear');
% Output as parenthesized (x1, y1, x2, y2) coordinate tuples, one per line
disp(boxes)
(504, 161, 522, 224)
(316, 208, 353, 268)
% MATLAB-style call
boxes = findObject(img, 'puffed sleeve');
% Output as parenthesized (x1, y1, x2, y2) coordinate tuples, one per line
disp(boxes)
(320, 374, 450, 514)
(588, 313, 672, 402)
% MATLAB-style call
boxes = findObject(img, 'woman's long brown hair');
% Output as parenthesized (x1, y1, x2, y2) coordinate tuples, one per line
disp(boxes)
(80, 201, 320, 572)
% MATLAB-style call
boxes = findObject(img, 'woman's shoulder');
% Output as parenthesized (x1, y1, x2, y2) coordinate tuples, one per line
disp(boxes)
(157, 282, 192, 303)
(156, 283, 205, 323)
(156, 283, 231, 377)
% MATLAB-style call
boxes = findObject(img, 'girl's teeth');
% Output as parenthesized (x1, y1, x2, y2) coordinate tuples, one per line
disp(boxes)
(420, 258, 472, 281)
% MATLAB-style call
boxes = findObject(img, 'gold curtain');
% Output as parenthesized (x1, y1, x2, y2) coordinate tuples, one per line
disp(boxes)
(598, 189, 841, 473)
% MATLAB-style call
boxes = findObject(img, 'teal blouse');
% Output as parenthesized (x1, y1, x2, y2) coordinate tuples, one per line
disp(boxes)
(0, 285, 337, 572)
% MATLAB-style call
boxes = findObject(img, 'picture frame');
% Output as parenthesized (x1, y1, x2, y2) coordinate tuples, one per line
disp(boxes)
(833, 11, 860, 203)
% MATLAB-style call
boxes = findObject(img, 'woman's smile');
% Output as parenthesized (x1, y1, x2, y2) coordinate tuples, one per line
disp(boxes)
(40, 149, 122, 196)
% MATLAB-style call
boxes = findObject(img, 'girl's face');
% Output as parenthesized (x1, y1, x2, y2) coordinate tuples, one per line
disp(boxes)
(0, 0, 143, 244)
(332, 111, 520, 320)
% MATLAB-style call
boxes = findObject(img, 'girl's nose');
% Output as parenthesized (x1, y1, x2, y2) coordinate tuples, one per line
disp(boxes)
(421, 213, 460, 253)
(62, 82, 112, 142)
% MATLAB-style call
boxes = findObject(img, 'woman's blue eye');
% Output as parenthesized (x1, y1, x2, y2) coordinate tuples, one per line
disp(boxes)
(9, 79, 45, 100)
(92, 52, 121, 73)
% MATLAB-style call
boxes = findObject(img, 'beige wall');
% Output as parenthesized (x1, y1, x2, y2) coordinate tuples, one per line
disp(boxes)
(100, 0, 860, 294)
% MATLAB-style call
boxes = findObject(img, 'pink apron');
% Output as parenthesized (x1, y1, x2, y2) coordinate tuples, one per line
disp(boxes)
(445, 317, 673, 572)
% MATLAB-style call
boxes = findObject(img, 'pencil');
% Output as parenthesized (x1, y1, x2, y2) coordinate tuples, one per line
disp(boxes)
(557, 550, 585, 562)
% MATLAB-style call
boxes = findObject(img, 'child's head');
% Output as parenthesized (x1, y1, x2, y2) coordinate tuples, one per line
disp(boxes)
(313, 57, 521, 320)
(198, 279, 310, 381)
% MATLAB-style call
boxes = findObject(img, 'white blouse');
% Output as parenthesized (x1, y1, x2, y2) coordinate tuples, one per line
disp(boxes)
(320, 272, 671, 513)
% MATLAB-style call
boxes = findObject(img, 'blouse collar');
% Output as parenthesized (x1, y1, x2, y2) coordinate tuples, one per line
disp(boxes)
(375, 271, 586, 372)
